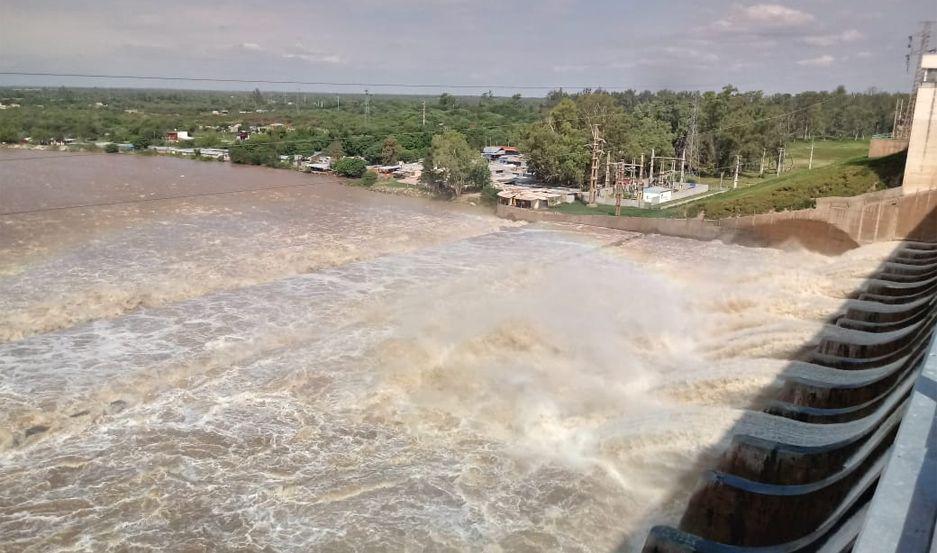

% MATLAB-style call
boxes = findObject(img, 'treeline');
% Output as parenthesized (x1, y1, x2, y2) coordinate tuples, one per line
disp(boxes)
(0, 87, 538, 163)
(0, 85, 905, 183)
(523, 86, 902, 187)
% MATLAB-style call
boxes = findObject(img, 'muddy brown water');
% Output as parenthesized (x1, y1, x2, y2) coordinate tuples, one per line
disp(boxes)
(0, 150, 898, 551)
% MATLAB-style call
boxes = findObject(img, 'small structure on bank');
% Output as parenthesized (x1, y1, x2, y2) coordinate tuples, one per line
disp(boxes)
(496, 185, 578, 210)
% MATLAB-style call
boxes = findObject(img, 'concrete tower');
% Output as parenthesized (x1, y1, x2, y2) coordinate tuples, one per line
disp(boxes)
(904, 53, 937, 193)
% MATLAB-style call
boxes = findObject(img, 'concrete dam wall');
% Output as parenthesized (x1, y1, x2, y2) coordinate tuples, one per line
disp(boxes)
(497, 191, 937, 551)
(640, 239, 937, 552)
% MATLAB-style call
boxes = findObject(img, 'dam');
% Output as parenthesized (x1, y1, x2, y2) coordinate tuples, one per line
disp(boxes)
(0, 151, 935, 551)
(643, 238, 937, 552)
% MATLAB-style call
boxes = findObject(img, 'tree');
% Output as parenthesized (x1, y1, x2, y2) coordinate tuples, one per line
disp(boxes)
(0, 124, 19, 143)
(252, 88, 264, 106)
(229, 134, 278, 166)
(523, 123, 590, 187)
(381, 136, 401, 165)
(421, 130, 490, 197)
(325, 139, 345, 160)
(359, 169, 378, 187)
(333, 157, 368, 178)
(522, 99, 590, 186)
(438, 93, 458, 110)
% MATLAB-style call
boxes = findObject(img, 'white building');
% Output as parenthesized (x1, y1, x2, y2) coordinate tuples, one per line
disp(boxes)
(642, 186, 673, 205)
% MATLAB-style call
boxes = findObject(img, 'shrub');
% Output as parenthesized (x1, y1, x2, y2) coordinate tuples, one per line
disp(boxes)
(359, 170, 378, 187)
(333, 157, 368, 178)
(104, 143, 119, 153)
(480, 184, 500, 205)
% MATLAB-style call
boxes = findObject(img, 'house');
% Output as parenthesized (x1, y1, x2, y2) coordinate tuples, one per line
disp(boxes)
(642, 186, 673, 205)
(199, 148, 229, 160)
(496, 185, 575, 210)
(482, 146, 521, 161)
(166, 130, 193, 142)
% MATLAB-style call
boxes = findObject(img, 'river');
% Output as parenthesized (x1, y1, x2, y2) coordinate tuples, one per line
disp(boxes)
(0, 151, 897, 551)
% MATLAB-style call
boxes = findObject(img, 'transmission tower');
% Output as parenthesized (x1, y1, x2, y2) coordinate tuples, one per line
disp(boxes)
(588, 124, 604, 206)
(685, 93, 700, 175)
(896, 21, 934, 138)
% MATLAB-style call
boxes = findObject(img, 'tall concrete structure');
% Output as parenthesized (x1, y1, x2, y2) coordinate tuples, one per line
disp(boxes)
(904, 53, 937, 193)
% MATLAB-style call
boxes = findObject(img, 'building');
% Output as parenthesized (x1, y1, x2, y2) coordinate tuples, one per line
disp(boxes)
(904, 53, 937, 193)
(496, 185, 578, 209)
(166, 130, 193, 142)
(482, 146, 520, 160)
(642, 186, 673, 205)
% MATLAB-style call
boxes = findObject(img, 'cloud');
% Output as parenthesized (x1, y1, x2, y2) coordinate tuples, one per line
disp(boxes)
(802, 29, 862, 46)
(714, 3, 815, 31)
(797, 54, 835, 67)
(281, 42, 343, 65)
(239, 42, 263, 51)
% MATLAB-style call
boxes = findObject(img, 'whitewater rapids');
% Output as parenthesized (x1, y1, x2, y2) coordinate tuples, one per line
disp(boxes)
(0, 152, 898, 551)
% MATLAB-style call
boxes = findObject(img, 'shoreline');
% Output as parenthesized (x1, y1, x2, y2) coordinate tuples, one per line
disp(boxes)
(0, 145, 494, 216)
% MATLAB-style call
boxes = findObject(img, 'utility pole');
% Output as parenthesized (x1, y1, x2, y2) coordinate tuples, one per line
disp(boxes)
(639, 153, 645, 182)
(892, 97, 901, 137)
(680, 148, 686, 184)
(777, 147, 785, 177)
(364, 89, 370, 121)
(588, 124, 604, 206)
(337, 95, 340, 110)
(615, 162, 624, 217)
(733, 154, 741, 189)
(649, 148, 655, 184)
(759, 148, 766, 177)
(605, 152, 611, 190)
(808, 142, 815, 170)
(422, 101, 426, 128)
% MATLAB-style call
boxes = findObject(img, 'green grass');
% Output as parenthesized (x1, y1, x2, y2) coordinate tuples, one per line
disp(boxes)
(679, 150, 905, 219)
(695, 139, 871, 189)
(784, 139, 870, 171)
(551, 201, 675, 218)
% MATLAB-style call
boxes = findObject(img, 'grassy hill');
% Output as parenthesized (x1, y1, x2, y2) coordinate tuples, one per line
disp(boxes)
(678, 151, 906, 219)
(694, 139, 871, 189)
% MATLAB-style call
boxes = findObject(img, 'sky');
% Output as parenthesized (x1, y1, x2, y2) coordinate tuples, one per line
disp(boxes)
(1, 0, 935, 96)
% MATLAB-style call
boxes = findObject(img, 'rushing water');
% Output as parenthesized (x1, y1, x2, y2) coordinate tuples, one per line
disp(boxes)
(0, 151, 897, 551)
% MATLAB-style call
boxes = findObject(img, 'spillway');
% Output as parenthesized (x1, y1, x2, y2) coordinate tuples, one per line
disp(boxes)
(643, 240, 937, 553)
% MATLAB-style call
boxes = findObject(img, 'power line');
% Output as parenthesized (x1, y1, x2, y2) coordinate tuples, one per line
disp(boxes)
(0, 70, 743, 93)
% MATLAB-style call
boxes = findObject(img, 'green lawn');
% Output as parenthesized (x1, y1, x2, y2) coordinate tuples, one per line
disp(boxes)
(784, 139, 870, 171)
(695, 139, 871, 190)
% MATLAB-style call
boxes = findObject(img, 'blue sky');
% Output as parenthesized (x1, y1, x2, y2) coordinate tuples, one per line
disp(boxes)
(1, 0, 934, 95)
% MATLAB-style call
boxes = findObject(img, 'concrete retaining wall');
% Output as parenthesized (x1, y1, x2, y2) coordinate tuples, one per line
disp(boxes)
(496, 187, 937, 252)
(868, 138, 909, 159)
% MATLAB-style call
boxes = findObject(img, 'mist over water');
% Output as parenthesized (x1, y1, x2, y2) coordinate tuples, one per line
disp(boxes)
(0, 153, 897, 551)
